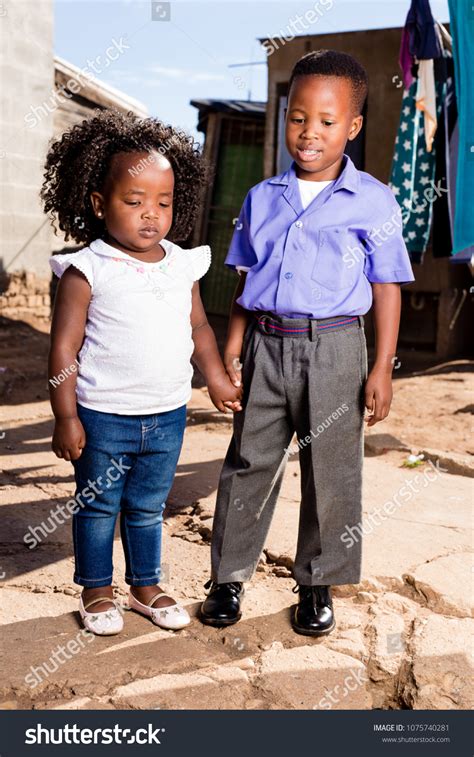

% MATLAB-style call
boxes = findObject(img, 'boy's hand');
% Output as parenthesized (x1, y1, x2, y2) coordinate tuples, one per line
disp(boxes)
(224, 352, 242, 388)
(208, 372, 243, 413)
(364, 368, 393, 426)
(52, 417, 86, 461)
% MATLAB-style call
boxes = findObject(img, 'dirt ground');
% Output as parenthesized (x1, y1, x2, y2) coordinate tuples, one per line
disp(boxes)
(1, 314, 472, 460)
(0, 314, 473, 711)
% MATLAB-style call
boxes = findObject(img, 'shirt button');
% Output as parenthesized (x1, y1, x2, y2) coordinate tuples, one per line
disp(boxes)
(295, 221, 303, 229)
(284, 272, 293, 280)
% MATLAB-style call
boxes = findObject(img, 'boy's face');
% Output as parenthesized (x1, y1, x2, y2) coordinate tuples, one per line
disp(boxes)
(90, 150, 174, 254)
(285, 75, 363, 181)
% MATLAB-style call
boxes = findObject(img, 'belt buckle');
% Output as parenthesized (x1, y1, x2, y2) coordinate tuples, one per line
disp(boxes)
(258, 314, 273, 335)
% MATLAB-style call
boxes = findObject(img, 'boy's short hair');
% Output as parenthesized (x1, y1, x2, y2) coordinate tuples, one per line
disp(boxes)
(288, 50, 368, 115)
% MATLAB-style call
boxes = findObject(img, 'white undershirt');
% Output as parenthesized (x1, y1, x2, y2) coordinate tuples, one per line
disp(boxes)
(297, 178, 334, 210)
(236, 178, 335, 273)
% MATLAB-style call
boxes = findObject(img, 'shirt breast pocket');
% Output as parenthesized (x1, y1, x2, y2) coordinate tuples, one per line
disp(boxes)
(311, 226, 364, 291)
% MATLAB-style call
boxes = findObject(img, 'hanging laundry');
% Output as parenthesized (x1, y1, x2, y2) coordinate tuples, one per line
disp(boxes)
(450, 245, 474, 269)
(447, 0, 474, 257)
(432, 42, 456, 259)
(405, 0, 442, 58)
(448, 122, 459, 241)
(416, 59, 437, 152)
(389, 73, 445, 264)
(399, 0, 442, 89)
(399, 26, 415, 90)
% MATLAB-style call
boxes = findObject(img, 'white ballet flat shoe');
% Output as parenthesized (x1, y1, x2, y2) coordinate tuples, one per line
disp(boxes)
(128, 590, 191, 630)
(79, 595, 124, 636)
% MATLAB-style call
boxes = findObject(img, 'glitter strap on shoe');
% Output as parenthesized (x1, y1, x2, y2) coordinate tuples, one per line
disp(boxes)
(79, 595, 124, 636)
(128, 591, 191, 631)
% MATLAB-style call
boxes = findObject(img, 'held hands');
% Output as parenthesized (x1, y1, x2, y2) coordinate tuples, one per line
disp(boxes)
(208, 369, 243, 414)
(364, 366, 393, 426)
(220, 352, 243, 413)
(224, 353, 242, 389)
(52, 417, 86, 461)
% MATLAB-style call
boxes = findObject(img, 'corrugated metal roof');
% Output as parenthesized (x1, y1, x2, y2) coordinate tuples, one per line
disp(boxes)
(190, 99, 266, 117)
(258, 26, 404, 44)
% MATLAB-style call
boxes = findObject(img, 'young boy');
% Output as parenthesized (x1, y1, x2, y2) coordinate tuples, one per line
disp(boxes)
(200, 50, 414, 636)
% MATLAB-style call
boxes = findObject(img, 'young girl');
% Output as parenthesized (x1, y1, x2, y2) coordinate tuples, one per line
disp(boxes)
(42, 110, 241, 636)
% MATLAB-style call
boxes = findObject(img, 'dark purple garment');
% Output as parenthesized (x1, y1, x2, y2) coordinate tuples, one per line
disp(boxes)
(399, 26, 415, 90)
(405, 0, 442, 60)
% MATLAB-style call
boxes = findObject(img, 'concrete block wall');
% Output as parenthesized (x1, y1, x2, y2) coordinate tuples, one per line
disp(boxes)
(0, 271, 51, 318)
(0, 0, 54, 288)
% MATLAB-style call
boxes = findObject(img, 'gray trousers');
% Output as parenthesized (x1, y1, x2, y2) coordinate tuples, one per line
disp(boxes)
(210, 314, 368, 586)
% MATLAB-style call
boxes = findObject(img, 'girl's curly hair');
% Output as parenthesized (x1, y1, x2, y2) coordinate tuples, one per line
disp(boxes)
(41, 109, 209, 245)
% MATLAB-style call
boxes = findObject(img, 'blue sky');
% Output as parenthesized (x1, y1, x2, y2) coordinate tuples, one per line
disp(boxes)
(55, 0, 450, 138)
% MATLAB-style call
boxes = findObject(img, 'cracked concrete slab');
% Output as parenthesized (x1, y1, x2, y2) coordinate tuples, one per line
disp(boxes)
(264, 455, 473, 584)
(112, 665, 253, 710)
(255, 644, 371, 710)
(1, 383, 473, 711)
(401, 615, 474, 709)
(404, 552, 473, 618)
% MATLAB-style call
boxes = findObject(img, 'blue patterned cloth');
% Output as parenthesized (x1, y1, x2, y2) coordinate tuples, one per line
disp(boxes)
(389, 74, 445, 264)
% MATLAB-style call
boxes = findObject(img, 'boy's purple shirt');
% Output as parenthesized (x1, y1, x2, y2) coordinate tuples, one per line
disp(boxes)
(225, 153, 415, 318)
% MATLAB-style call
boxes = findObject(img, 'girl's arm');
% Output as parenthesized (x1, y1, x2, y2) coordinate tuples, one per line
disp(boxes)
(49, 268, 91, 460)
(364, 282, 401, 426)
(190, 282, 242, 412)
(223, 272, 250, 387)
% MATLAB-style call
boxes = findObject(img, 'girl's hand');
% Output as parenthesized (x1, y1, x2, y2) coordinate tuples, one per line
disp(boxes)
(224, 352, 242, 388)
(364, 368, 393, 426)
(52, 417, 86, 461)
(208, 373, 243, 413)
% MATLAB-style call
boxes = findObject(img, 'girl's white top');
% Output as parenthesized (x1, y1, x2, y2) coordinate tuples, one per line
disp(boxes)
(49, 238, 211, 415)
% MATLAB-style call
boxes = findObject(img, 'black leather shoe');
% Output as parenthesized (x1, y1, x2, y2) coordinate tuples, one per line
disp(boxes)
(199, 579, 244, 627)
(291, 584, 335, 636)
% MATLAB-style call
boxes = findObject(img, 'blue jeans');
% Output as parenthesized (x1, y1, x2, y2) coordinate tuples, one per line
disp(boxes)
(72, 403, 186, 588)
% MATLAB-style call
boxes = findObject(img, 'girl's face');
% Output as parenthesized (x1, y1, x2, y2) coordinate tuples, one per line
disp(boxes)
(285, 75, 363, 181)
(90, 150, 174, 254)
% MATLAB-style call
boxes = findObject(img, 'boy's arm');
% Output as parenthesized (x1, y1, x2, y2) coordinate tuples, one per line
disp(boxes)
(190, 282, 242, 412)
(223, 272, 250, 387)
(364, 282, 401, 426)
